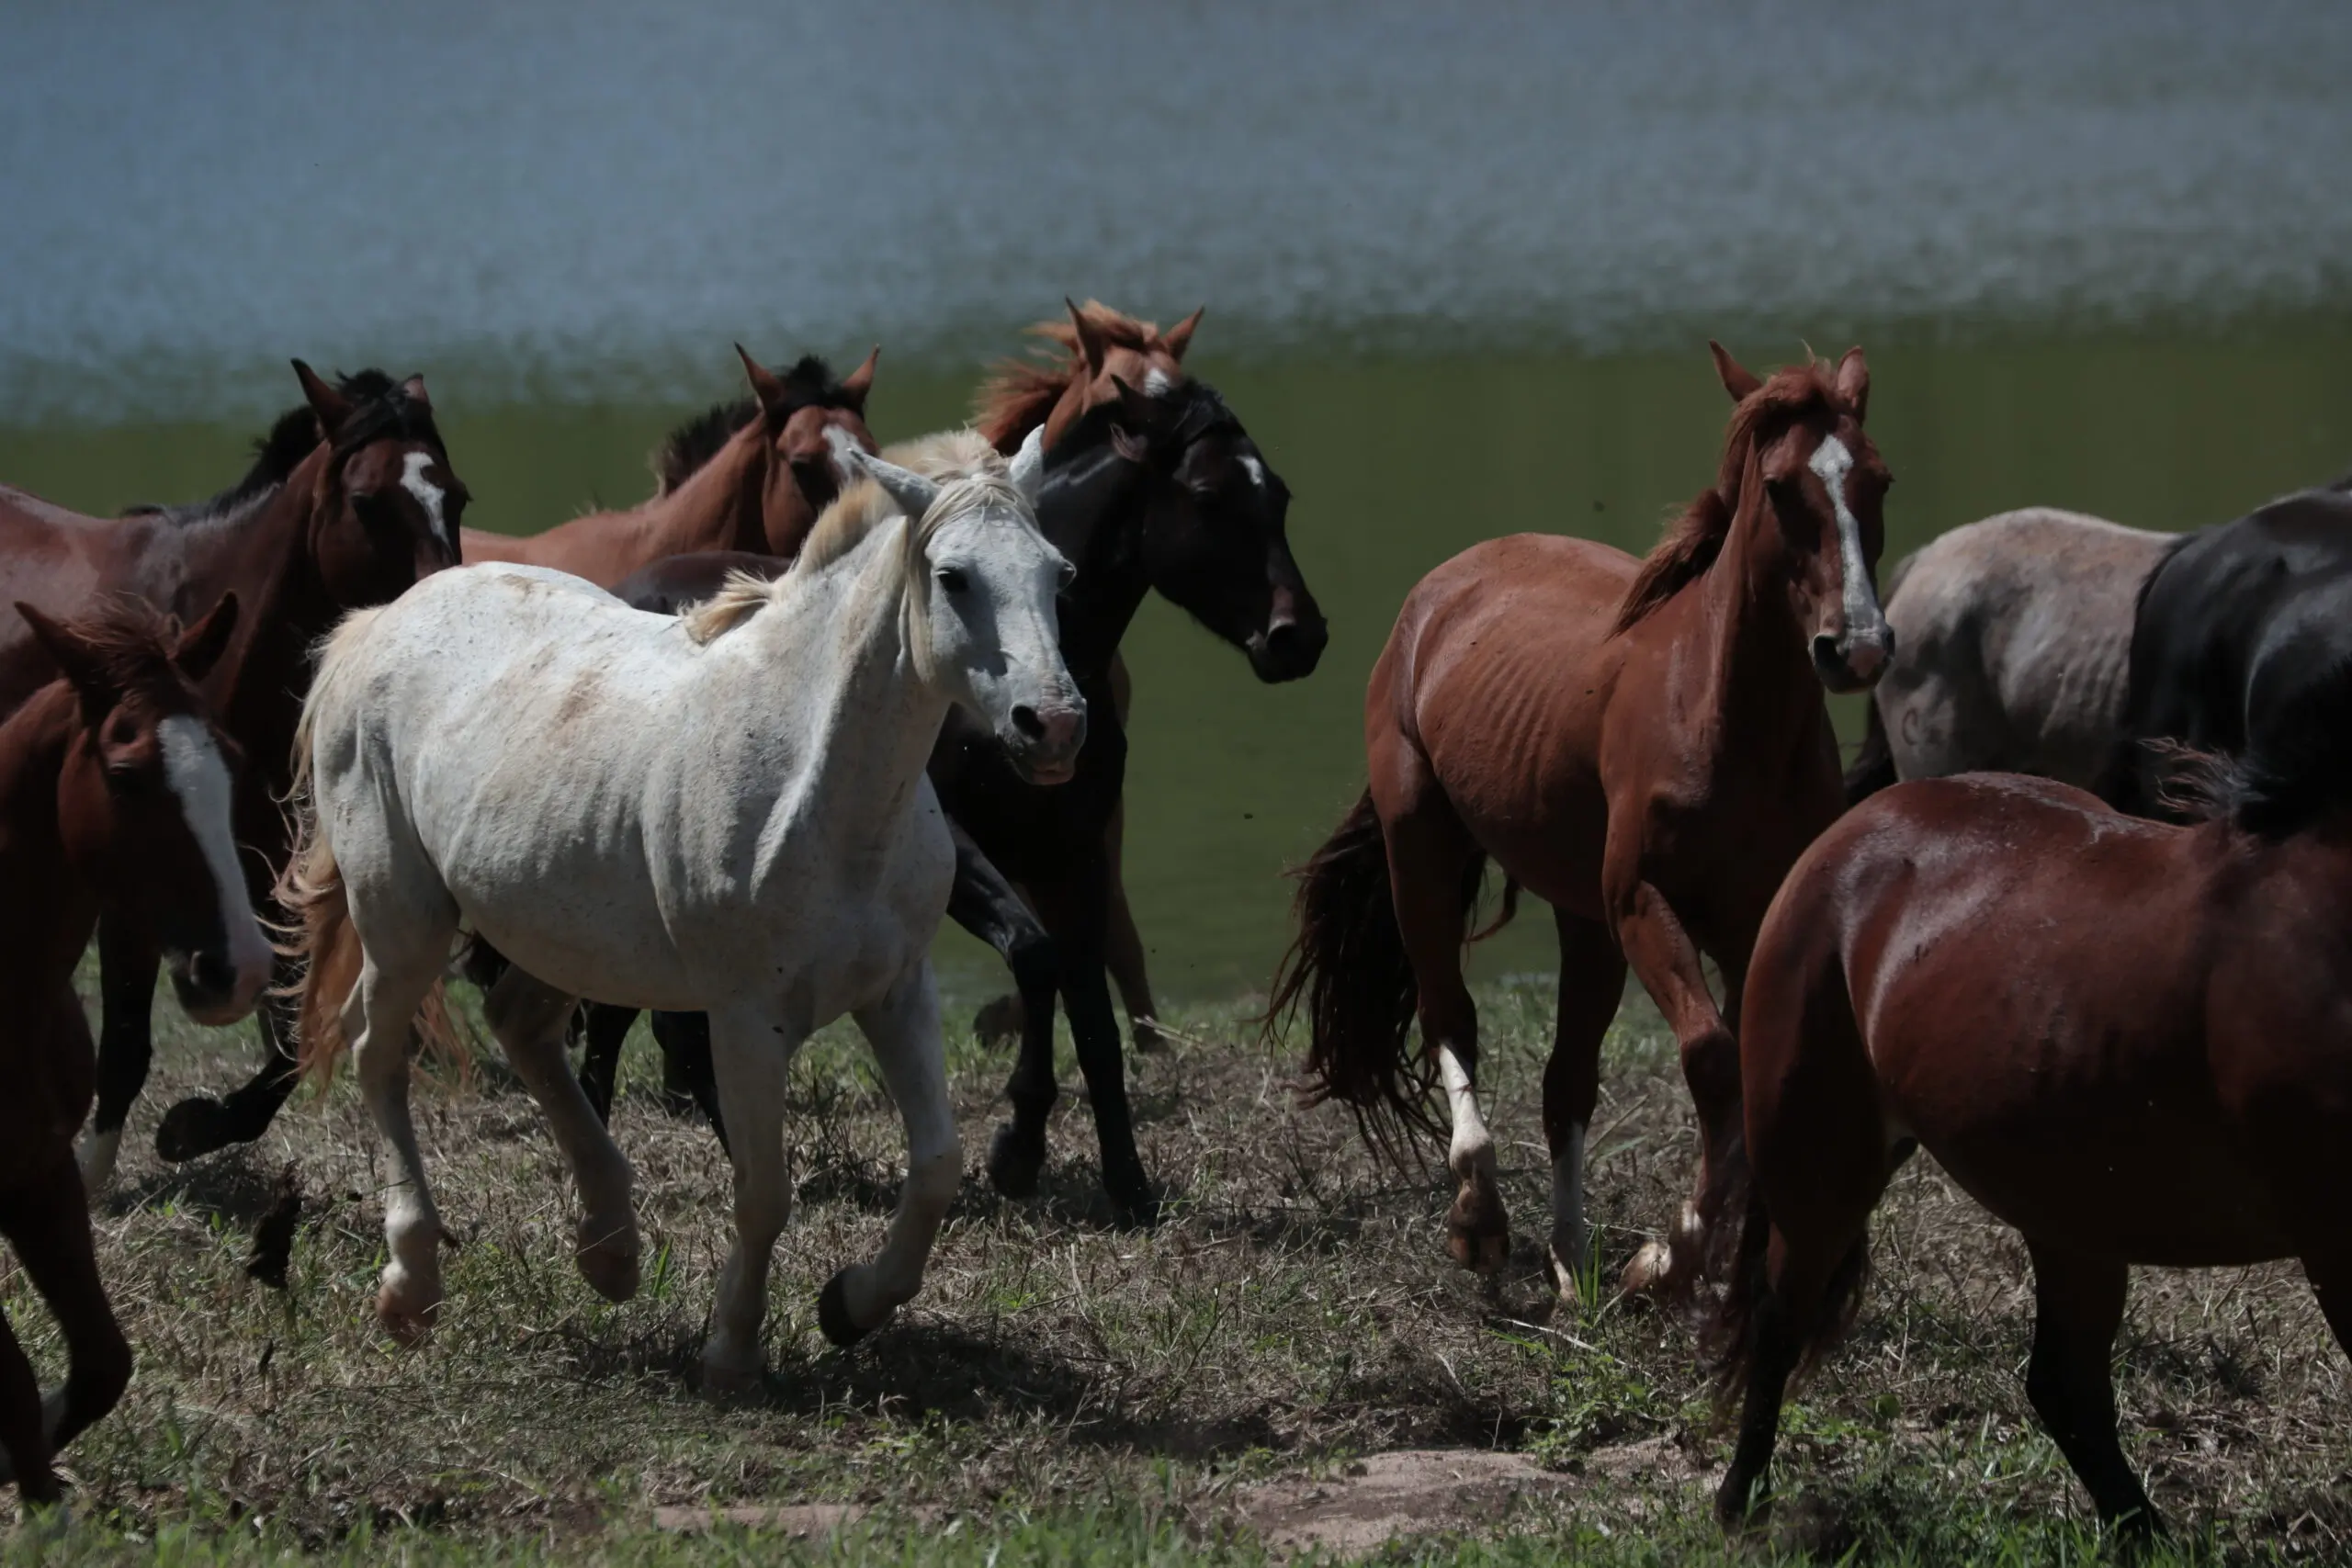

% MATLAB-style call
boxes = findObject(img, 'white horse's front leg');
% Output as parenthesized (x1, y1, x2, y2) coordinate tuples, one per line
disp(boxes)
(485, 968, 639, 1303)
(825, 963, 962, 1346)
(700, 1005, 799, 1393)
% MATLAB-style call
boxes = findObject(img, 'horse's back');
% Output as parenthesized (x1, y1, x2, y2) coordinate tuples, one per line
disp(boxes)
(1874, 508, 2167, 785)
(0, 488, 131, 713)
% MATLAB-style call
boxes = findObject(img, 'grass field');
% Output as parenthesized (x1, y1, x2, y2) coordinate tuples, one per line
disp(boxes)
(7, 961, 2350, 1564)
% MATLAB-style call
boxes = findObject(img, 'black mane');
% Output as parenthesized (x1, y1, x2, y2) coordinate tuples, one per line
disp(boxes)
(653, 355, 853, 494)
(126, 369, 445, 525)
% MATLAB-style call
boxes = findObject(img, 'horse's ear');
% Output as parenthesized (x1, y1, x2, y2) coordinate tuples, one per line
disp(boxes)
(173, 592, 240, 682)
(15, 602, 112, 710)
(736, 344, 788, 419)
(1006, 425, 1047, 503)
(1708, 341, 1763, 404)
(292, 359, 352, 440)
(1162, 306, 1204, 362)
(845, 446, 941, 522)
(838, 345, 880, 412)
(820, 426, 874, 491)
(1834, 346, 1871, 423)
(1065, 298, 1110, 377)
(399, 373, 432, 412)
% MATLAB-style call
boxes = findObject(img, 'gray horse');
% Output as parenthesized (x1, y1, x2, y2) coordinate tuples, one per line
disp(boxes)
(1845, 508, 2173, 801)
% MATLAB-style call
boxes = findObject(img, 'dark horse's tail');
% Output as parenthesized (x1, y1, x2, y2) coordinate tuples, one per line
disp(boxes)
(1265, 788, 1498, 1157)
(1842, 698, 1898, 806)
(1704, 1166, 1871, 1417)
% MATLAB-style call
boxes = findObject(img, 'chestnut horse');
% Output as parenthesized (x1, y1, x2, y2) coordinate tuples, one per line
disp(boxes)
(0, 365, 461, 1190)
(1712, 679, 2352, 1535)
(1272, 345, 1889, 1301)
(459, 347, 876, 587)
(0, 594, 271, 1507)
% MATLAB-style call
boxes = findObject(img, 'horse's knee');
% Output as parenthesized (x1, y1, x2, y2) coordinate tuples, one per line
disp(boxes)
(1008, 933, 1058, 999)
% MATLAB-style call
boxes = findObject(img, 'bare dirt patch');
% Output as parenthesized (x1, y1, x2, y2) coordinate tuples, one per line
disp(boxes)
(1239, 1448, 1569, 1555)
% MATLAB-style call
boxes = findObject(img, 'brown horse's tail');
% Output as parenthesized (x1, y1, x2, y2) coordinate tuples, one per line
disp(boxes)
(273, 606, 464, 1084)
(1842, 698, 1898, 806)
(1266, 788, 1494, 1158)
(1705, 1166, 1871, 1417)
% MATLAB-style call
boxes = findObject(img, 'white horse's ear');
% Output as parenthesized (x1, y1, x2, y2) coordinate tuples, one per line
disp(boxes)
(848, 446, 941, 521)
(823, 426, 873, 491)
(1006, 425, 1046, 503)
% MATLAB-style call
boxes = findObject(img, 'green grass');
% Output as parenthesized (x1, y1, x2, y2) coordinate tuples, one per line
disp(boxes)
(6, 964, 2349, 1562)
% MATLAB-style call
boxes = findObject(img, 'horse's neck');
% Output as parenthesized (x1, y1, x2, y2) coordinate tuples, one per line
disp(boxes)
(181, 475, 341, 788)
(1679, 493, 1828, 762)
(728, 543, 948, 856)
(0, 691, 98, 982)
(642, 430, 771, 557)
(1039, 455, 1151, 678)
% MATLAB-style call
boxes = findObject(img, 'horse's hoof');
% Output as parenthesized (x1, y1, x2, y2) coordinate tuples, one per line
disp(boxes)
(1446, 1227, 1510, 1274)
(1620, 1240, 1675, 1301)
(972, 995, 1024, 1046)
(1130, 1018, 1166, 1054)
(986, 1123, 1046, 1199)
(700, 1354, 764, 1398)
(576, 1221, 640, 1303)
(1110, 1185, 1160, 1230)
(817, 1270, 871, 1348)
(1444, 1179, 1510, 1274)
(75, 1127, 123, 1201)
(1547, 1242, 1586, 1308)
(153, 1096, 231, 1163)
(376, 1287, 439, 1347)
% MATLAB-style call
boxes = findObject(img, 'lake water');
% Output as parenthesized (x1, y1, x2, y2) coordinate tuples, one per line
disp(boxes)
(6, 1, 2350, 999)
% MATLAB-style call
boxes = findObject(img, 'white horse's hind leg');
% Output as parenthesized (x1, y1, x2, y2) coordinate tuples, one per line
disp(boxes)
(349, 950, 454, 1343)
(825, 964, 962, 1346)
(484, 967, 639, 1303)
(701, 1005, 799, 1393)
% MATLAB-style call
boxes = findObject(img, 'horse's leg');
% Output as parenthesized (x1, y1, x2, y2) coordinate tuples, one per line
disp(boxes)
(1100, 795, 1162, 1053)
(947, 832, 1061, 1200)
(77, 919, 158, 1194)
(648, 1010, 727, 1150)
(1384, 794, 1498, 1272)
(1612, 880, 1740, 1297)
(0, 1158, 131, 1467)
(349, 950, 456, 1342)
(1030, 859, 1155, 1224)
(572, 1003, 639, 1126)
(153, 964, 303, 1163)
(487, 969, 639, 1305)
(1544, 909, 1628, 1304)
(2022, 1241, 2161, 1538)
(825, 965, 964, 1344)
(0, 1299, 57, 1506)
(700, 1004, 800, 1392)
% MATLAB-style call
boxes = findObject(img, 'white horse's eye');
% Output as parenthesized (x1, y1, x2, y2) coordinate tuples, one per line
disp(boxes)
(935, 567, 970, 594)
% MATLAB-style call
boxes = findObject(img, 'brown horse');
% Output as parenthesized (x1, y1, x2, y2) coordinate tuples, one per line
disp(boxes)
(0, 593, 270, 1508)
(0, 364, 462, 1189)
(1712, 682, 2352, 1539)
(967, 299, 1209, 1049)
(460, 347, 877, 587)
(1272, 344, 1889, 1301)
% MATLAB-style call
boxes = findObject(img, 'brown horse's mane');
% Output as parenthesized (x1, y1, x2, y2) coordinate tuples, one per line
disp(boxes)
(1613, 361, 1855, 636)
(974, 302, 1173, 450)
(651, 355, 856, 495)
(124, 370, 444, 529)
(27, 596, 191, 706)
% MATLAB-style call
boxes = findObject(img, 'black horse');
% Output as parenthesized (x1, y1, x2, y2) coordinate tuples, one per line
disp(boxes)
(2099, 473, 2352, 821)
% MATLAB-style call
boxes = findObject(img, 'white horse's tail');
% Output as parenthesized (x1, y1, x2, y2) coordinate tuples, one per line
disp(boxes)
(275, 605, 465, 1083)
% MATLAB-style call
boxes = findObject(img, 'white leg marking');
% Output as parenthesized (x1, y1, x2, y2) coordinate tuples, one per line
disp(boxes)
(74, 1125, 122, 1200)
(1807, 434, 1884, 639)
(156, 716, 273, 1000)
(401, 450, 451, 548)
(1437, 1043, 1496, 1183)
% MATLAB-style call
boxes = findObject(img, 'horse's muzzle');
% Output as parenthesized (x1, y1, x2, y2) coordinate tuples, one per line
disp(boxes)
(1009, 700, 1087, 785)
(169, 945, 270, 1027)
(1247, 611, 1329, 683)
(1812, 626, 1894, 694)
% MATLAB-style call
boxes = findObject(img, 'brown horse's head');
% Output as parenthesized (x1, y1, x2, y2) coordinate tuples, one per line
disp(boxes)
(1711, 343, 1893, 693)
(16, 593, 273, 1024)
(978, 299, 1202, 455)
(737, 345, 879, 550)
(291, 362, 468, 604)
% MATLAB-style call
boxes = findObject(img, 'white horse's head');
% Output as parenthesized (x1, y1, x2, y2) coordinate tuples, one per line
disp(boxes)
(836, 428, 1086, 784)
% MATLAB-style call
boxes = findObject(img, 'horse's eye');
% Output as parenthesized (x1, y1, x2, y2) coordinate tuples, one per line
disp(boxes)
(936, 567, 970, 594)
(105, 761, 155, 795)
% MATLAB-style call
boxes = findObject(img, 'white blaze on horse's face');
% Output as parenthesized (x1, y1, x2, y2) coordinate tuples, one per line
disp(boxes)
(400, 450, 453, 552)
(155, 714, 274, 1021)
(1806, 433, 1892, 690)
(922, 495, 1085, 785)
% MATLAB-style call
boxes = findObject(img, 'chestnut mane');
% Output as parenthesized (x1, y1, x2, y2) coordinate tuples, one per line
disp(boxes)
(29, 596, 194, 708)
(974, 302, 1178, 451)
(1613, 360, 1856, 635)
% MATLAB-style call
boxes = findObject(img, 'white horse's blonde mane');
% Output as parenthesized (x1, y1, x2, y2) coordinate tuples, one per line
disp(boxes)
(683, 429, 1019, 647)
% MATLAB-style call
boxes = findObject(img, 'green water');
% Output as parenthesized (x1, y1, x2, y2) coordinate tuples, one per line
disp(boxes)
(8, 321, 2350, 997)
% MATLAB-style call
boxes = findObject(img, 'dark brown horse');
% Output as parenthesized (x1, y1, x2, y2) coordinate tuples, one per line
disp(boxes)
(1272, 345, 1889, 1301)
(0, 594, 270, 1508)
(460, 347, 876, 587)
(1711, 694, 2352, 1536)
(0, 365, 462, 1189)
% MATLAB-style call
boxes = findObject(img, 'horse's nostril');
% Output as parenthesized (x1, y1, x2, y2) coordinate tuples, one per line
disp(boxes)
(1011, 705, 1045, 739)
(1812, 634, 1841, 665)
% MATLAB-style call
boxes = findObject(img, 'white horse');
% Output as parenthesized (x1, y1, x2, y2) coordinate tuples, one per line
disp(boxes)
(283, 427, 1080, 1387)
